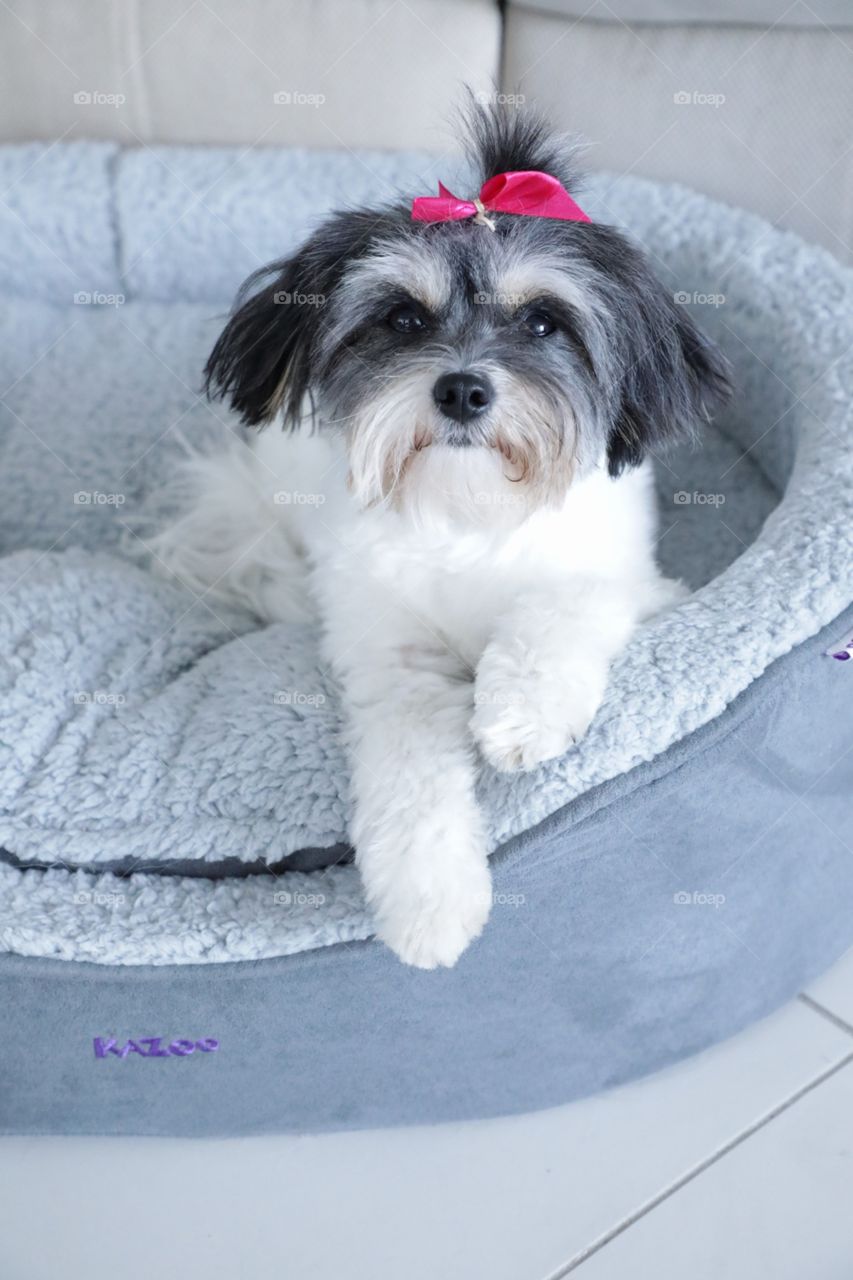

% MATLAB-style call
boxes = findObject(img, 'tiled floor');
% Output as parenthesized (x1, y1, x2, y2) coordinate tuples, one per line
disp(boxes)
(3, 950, 853, 1280)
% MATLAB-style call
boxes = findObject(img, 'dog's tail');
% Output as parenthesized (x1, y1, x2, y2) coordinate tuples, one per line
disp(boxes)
(139, 433, 314, 625)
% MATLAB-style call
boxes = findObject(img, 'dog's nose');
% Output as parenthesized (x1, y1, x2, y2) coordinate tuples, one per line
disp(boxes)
(432, 372, 493, 424)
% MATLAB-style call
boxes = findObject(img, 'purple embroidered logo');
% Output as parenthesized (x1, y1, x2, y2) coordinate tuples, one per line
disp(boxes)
(825, 631, 853, 662)
(94, 1036, 219, 1059)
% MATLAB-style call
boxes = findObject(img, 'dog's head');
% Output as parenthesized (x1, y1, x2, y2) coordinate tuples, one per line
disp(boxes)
(206, 100, 731, 525)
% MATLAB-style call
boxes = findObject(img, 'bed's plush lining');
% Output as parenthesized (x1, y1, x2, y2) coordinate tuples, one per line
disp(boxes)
(0, 143, 850, 964)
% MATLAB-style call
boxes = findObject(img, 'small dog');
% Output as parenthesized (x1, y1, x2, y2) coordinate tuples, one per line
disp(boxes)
(152, 103, 731, 969)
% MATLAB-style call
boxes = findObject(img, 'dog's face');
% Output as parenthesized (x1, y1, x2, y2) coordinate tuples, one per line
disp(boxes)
(206, 106, 731, 525)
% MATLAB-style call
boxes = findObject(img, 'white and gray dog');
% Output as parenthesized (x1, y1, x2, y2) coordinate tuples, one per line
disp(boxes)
(153, 103, 731, 968)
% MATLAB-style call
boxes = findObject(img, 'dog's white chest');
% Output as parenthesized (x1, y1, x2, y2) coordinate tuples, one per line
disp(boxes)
(253, 427, 660, 664)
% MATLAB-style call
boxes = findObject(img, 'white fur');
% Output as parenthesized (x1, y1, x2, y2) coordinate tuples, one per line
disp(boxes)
(150, 425, 681, 968)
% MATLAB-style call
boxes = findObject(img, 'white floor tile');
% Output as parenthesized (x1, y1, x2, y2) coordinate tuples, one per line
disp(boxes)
(571, 1056, 853, 1280)
(0, 999, 848, 1280)
(804, 946, 853, 1028)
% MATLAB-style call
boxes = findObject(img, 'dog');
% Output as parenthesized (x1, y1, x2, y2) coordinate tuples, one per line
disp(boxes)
(151, 102, 731, 969)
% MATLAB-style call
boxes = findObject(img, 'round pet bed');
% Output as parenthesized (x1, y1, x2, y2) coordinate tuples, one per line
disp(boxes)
(0, 141, 851, 1136)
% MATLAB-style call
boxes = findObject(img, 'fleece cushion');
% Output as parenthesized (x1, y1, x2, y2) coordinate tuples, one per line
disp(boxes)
(0, 140, 851, 967)
(2, 602, 852, 1135)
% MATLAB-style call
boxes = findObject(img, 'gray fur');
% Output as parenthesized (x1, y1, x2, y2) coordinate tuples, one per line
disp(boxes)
(206, 103, 732, 492)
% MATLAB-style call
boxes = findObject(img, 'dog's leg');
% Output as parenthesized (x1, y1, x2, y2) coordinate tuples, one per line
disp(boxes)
(471, 577, 668, 774)
(329, 620, 491, 969)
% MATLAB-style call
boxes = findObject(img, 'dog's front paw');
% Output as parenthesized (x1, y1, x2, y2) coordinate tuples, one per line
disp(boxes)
(472, 648, 607, 773)
(362, 821, 492, 969)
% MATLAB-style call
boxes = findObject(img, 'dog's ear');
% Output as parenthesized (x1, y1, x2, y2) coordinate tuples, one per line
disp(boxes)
(204, 212, 378, 427)
(203, 259, 316, 427)
(602, 237, 733, 476)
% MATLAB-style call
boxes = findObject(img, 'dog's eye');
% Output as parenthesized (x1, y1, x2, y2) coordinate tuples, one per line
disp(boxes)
(387, 303, 427, 335)
(523, 310, 557, 338)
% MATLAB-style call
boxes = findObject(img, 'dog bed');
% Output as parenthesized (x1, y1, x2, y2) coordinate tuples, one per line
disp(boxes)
(0, 141, 851, 1135)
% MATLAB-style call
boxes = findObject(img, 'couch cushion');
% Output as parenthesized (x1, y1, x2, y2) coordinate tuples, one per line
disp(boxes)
(0, 0, 501, 148)
(509, 0, 853, 24)
(504, 9, 853, 264)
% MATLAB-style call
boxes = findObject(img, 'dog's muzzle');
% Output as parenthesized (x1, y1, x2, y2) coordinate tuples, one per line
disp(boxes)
(432, 371, 493, 439)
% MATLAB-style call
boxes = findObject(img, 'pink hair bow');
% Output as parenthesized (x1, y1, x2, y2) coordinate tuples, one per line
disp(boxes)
(411, 170, 590, 230)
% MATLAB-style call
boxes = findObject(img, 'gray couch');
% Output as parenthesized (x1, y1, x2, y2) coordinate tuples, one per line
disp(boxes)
(1, 0, 850, 260)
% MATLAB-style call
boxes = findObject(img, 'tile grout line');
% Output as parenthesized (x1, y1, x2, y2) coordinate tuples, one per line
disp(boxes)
(797, 991, 853, 1038)
(543, 1048, 853, 1278)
